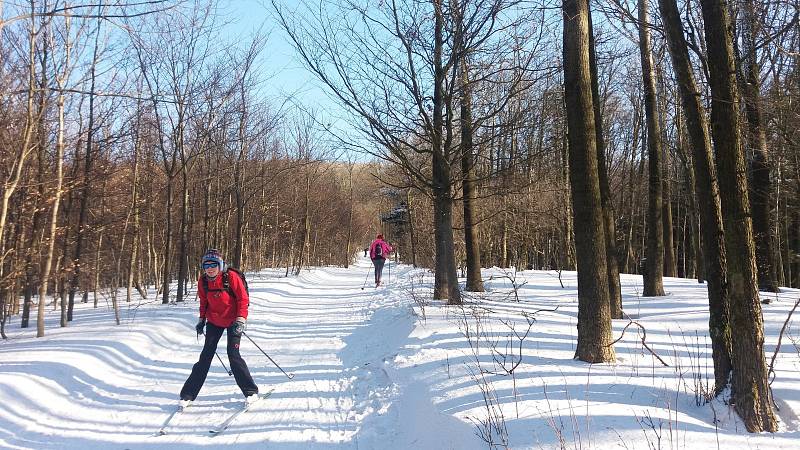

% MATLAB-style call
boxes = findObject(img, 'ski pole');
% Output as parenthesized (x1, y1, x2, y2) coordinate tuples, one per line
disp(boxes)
(242, 331, 295, 379)
(198, 329, 232, 376)
(215, 351, 233, 376)
(360, 268, 371, 290)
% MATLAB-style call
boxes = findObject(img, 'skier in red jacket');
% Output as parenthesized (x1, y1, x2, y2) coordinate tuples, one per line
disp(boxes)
(180, 249, 258, 405)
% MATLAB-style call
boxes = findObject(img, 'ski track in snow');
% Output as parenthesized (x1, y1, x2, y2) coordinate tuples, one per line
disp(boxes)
(1, 255, 799, 449)
(0, 257, 448, 449)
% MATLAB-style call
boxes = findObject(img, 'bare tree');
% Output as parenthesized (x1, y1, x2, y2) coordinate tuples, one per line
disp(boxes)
(738, 0, 779, 292)
(587, 8, 621, 317)
(638, 0, 666, 296)
(699, 0, 777, 432)
(562, 0, 615, 363)
(657, 0, 732, 392)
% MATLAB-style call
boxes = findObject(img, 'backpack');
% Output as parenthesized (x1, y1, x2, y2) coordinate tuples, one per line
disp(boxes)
(374, 242, 384, 258)
(203, 267, 249, 299)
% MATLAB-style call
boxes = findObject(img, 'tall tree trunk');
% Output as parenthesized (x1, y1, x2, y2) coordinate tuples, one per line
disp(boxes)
(587, 8, 621, 317)
(295, 174, 312, 275)
(0, 5, 38, 322)
(662, 130, 677, 277)
(431, 0, 461, 304)
(675, 108, 700, 280)
(407, 190, 417, 268)
(161, 177, 174, 304)
(740, 1, 778, 292)
(561, 125, 576, 271)
(233, 166, 245, 269)
(127, 135, 141, 303)
(659, 0, 732, 392)
(562, 0, 615, 363)
(639, 0, 666, 296)
(176, 167, 189, 302)
(69, 8, 103, 319)
(460, 58, 484, 292)
(38, 34, 69, 335)
(699, 0, 777, 431)
(345, 164, 354, 268)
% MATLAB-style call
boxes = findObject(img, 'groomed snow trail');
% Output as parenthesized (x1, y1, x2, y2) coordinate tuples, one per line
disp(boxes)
(0, 255, 480, 449)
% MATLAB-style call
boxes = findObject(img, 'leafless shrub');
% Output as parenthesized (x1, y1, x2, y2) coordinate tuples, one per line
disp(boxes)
(403, 270, 429, 321)
(467, 364, 509, 449)
(610, 315, 669, 367)
(539, 378, 584, 450)
(488, 269, 528, 302)
(768, 297, 800, 385)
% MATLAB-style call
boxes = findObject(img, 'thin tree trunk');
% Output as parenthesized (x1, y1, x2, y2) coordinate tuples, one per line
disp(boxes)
(662, 131, 677, 277)
(639, 0, 666, 296)
(161, 177, 174, 304)
(69, 8, 103, 319)
(296, 174, 312, 275)
(176, 166, 189, 302)
(407, 190, 417, 268)
(345, 164, 354, 268)
(127, 137, 140, 303)
(561, 125, 576, 270)
(22, 29, 50, 328)
(37, 48, 68, 336)
(0, 4, 38, 311)
(740, 0, 778, 293)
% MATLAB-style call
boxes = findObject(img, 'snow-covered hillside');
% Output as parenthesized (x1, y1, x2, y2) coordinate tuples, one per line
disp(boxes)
(1, 256, 798, 449)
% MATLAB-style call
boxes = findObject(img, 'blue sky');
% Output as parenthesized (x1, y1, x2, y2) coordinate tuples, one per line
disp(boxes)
(219, 1, 332, 114)
(218, 0, 368, 159)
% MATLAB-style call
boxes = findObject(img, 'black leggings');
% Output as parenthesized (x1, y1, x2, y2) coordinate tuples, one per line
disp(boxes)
(180, 322, 258, 400)
(372, 257, 386, 283)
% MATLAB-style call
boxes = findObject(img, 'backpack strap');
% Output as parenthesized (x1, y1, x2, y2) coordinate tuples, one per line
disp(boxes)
(202, 271, 236, 298)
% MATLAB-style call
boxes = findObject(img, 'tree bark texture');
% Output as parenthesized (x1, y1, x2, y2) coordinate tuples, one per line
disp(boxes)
(658, 0, 732, 392)
(740, 1, 778, 292)
(562, 0, 615, 363)
(587, 8, 621, 318)
(699, 0, 777, 432)
(639, 0, 666, 296)
(432, 0, 461, 304)
(460, 59, 484, 292)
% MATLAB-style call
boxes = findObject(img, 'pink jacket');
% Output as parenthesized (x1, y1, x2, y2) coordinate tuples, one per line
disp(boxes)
(369, 239, 393, 260)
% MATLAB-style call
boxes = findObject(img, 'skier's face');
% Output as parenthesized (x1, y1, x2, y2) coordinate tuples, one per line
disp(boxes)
(203, 262, 220, 278)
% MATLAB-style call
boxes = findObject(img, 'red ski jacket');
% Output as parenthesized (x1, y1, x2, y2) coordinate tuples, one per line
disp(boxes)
(198, 271, 249, 327)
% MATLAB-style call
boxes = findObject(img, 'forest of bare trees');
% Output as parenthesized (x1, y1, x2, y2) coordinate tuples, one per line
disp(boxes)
(1, 0, 797, 433)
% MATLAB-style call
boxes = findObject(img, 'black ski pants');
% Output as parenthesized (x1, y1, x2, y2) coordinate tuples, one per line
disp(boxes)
(180, 322, 258, 401)
(372, 257, 386, 284)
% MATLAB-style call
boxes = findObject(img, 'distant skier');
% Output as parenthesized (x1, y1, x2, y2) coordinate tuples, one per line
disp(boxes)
(180, 249, 259, 406)
(369, 234, 393, 287)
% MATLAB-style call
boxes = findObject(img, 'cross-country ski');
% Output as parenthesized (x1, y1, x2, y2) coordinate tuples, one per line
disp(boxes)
(155, 401, 192, 436)
(208, 389, 275, 436)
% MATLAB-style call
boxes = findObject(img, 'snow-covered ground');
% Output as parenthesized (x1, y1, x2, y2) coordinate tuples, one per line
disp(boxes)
(1, 255, 799, 449)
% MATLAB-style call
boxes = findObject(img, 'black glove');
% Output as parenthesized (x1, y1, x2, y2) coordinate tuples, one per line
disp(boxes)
(231, 317, 246, 337)
(195, 318, 206, 335)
